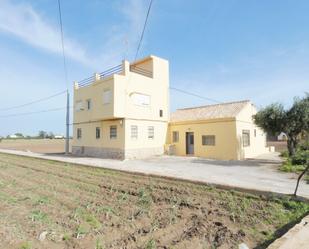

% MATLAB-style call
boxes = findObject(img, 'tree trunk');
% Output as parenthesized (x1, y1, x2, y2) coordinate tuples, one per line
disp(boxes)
(294, 163, 309, 196)
(287, 136, 297, 156)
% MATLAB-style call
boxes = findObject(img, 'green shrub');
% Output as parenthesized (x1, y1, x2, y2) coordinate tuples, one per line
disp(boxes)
(280, 151, 289, 158)
(291, 150, 309, 165)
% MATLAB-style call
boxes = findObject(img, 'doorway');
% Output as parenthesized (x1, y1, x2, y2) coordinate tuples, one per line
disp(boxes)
(186, 132, 194, 155)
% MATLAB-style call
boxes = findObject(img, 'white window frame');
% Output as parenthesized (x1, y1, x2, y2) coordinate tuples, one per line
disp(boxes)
(242, 130, 250, 147)
(131, 125, 138, 139)
(202, 135, 215, 146)
(148, 126, 154, 139)
(110, 125, 117, 139)
(86, 99, 91, 110)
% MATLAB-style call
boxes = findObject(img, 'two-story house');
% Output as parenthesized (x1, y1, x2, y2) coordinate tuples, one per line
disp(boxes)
(72, 55, 169, 159)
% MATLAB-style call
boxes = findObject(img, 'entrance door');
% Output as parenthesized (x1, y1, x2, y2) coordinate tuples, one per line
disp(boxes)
(186, 132, 194, 155)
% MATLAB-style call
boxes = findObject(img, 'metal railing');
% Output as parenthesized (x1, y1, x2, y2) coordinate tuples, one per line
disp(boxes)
(78, 64, 122, 88)
(130, 65, 153, 78)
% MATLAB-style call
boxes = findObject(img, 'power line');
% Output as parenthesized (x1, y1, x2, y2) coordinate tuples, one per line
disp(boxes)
(169, 87, 222, 104)
(57, 0, 69, 90)
(0, 90, 67, 112)
(134, 0, 154, 61)
(0, 107, 68, 118)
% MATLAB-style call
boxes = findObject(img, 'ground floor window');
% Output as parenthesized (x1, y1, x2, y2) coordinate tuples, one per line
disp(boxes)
(148, 126, 154, 139)
(110, 125, 117, 139)
(172, 131, 179, 143)
(96, 127, 100, 139)
(77, 128, 82, 139)
(242, 130, 250, 147)
(202, 135, 215, 146)
(131, 125, 138, 139)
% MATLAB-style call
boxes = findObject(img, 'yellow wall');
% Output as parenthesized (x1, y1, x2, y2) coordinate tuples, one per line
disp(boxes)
(73, 119, 125, 150)
(235, 103, 268, 159)
(72, 55, 169, 152)
(168, 118, 239, 160)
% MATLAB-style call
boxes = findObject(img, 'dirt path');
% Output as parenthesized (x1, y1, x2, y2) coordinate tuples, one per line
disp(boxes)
(0, 153, 308, 249)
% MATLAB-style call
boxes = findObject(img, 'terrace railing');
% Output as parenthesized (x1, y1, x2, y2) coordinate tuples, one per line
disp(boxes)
(78, 64, 122, 88)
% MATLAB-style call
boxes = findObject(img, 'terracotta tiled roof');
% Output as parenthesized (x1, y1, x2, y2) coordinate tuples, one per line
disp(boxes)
(170, 100, 250, 122)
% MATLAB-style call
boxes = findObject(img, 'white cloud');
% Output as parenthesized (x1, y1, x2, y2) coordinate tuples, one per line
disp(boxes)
(0, 0, 90, 65)
(0, 0, 148, 69)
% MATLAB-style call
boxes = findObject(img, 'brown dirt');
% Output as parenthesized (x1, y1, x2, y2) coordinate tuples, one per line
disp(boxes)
(0, 153, 308, 249)
(0, 139, 69, 154)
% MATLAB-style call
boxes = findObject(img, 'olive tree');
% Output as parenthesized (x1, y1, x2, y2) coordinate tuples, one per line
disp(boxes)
(254, 94, 309, 156)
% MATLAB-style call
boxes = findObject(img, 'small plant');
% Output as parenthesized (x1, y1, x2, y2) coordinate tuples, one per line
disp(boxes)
(145, 239, 156, 249)
(62, 233, 70, 241)
(138, 188, 153, 209)
(29, 210, 48, 223)
(95, 238, 105, 249)
(19, 241, 32, 249)
(84, 213, 101, 229)
(75, 223, 90, 238)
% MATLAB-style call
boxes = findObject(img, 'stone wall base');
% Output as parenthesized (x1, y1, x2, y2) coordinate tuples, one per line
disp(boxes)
(72, 146, 164, 160)
(72, 146, 124, 160)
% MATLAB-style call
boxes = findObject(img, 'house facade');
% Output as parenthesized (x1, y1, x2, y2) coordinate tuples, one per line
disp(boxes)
(72, 55, 268, 160)
(167, 100, 268, 160)
(72, 55, 169, 159)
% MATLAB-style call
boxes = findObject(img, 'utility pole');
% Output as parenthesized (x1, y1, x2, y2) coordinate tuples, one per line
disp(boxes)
(65, 90, 70, 154)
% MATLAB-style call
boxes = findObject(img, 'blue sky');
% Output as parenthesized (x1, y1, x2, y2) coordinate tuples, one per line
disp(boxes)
(0, 0, 308, 136)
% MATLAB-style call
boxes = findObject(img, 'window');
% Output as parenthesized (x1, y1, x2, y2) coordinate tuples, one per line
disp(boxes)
(96, 127, 100, 139)
(77, 128, 82, 139)
(254, 129, 256, 137)
(148, 126, 154, 139)
(131, 125, 138, 139)
(110, 125, 117, 139)
(202, 135, 215, 146)
(242, 130, 250, 147)
(86, 99, 91, 110)
(172, 131, 179, 143)
(103, 89, 112, 104)
(75, 101, 83, 111)
(159, 110, 163, 117)
(131, 93, 150, 106)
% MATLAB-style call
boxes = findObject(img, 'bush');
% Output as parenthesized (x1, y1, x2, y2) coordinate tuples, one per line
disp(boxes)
(291, 150, 309, 165)
(280, 151, 289, 158)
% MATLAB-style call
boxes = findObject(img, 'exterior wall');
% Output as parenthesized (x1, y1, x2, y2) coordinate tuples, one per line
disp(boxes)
(235, 103, 268, 159)
(124, 119, 168, 159)
(168, 119, 239, 160)
(72, 119, 125, 158)
(72, 55, 169, 159)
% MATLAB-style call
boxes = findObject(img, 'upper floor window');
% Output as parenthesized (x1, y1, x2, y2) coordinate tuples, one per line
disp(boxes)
(202, 135, 215, 146)
(96, 127, 100, 139)
(77, 128, 82, 139)
(159, 109, 163, 117)
(75, 101, 83, 111)
(172, 131, 179, 143)
(242, 130, 250, 147)
(86, 99, 91, 110)
(103, 89, 112, 104)
(131, 125, 138, 139)
(110, 125, 117, 139)
(131, 93, 150, 106)
(148, 126, 154, 139)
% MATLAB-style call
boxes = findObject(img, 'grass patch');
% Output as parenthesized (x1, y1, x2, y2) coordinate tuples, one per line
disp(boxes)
(29, 210, 49, 223)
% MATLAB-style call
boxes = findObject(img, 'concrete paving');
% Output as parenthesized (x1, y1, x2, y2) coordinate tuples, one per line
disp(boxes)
(0, 149, 308, 199)
(267, 215, 309, 249)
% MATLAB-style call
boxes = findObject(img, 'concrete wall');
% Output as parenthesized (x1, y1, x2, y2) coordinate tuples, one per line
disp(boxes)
(168, 118, 239, 160)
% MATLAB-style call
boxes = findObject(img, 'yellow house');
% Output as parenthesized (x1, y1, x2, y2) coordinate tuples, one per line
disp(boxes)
(72, 55, 169, 159)
(167, 100, 268, 160)
(72, 55, 268, 160)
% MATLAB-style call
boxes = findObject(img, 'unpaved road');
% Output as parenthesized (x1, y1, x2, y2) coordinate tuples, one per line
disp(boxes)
(0, 152, 308, 249)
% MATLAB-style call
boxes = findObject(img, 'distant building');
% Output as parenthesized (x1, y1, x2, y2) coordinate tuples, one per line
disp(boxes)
(72, 55, 268, 160)
(54, 135, 64, 139)
(277, 132, 287, 141)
